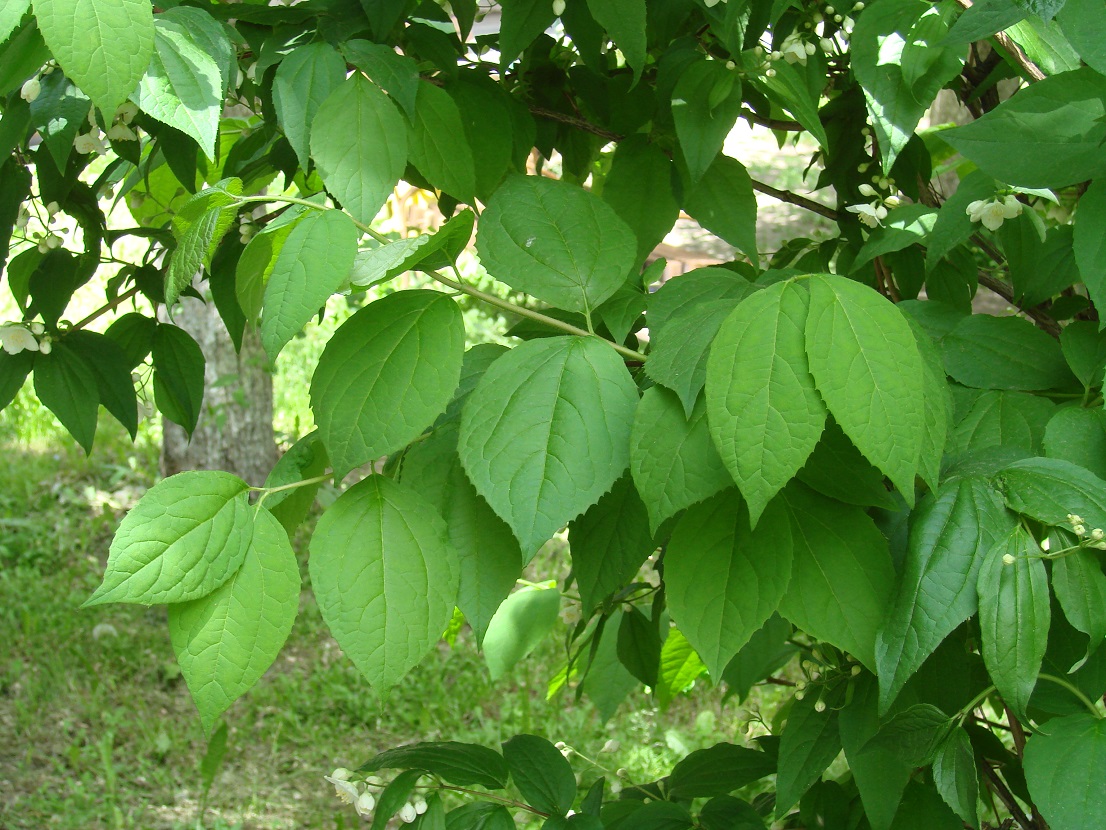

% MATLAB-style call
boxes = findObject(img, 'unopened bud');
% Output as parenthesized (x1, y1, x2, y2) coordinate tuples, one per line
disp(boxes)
(1002, 553, 1016, 566)
(814, 700, 826, 713)
(552, 0, 565, 14)
(20, 76, 41, 102)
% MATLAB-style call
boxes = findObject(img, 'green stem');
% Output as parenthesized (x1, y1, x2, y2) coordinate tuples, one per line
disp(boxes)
(956, 685, 998, 727)
(1037, 674, 1104, 718)
(434, 783, 548, 817)
(253, 472, 332, 510)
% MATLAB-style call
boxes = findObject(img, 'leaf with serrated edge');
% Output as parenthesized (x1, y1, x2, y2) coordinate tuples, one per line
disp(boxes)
(707, 280, 827, 525)
(932, 727, 979, 828)
(805, 274, 923, 501)
(458, 336, 638, 557)
(84, 472, 253, 607)
(1024, 713, 1106, 830)
(169, 507, 299, 733)
(665, 491, 793, 680)
(260, 210, 358, 361)
(775, 691, 842, 816)
(308, 475, 460, 695)
(311, 290, 465, 480)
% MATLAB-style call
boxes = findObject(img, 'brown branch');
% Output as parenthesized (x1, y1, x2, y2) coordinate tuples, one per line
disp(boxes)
(72, 285, 142, 331)
(751, 179, 839, 221)
(981, 763, 1036, 829)
(761, 676, 797, 687)
(741, 108, 803, 132)
(529, 106, 624, 143)
(953, 0, 1046, 82)
(1004, 704, 1027, 758)
(976, 271, 1061, 337)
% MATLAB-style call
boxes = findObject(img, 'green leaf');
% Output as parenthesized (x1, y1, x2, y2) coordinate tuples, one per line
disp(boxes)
(310, 74, 407, 225)
(272, 42, 347, 170)
(647, 267, 753, 336)
(84, 471, 252, 607)
(459, 336, 637, 557)
(236, 216, 303, 322)
(699, 796, 766, 830)
(482, 586, 561, 681)
(999, 456, 1106, 531)
(151, 323, 205, 436)
(667, 743, 775, 799)
(446, 74, 515, 202)
(568, 475, 653, 613)
(584, 0, 646, 79)
(1061, 322, 1106, 388)
(133, 18, 223, 159)
(617, 605, 661, 687)
(655, 626, 706, 708)
(721, 614, 796, 704)
(407, 81, 477, 203)
(778, 483, 895, 671)
(502, 734, 576, 817)
(630, 386, 733, 535)
(32, 340, 99, 453)
(0, 350, 33, 412)
(342, 40, 420, 118)
(672, 57, 743, 184)
(925, 170, 997, 272)
(499, 0, 556, 65)
(977, 526, 1050, 721)
(34, 0, 154, 116)
(665, 491, 793, 680)
(751, 57, 829, 150)
(1053, 545, 1106, 657)
(1058, 0, 1106, 75)
(805, 274, 924, 499)
(684, 155, 758, 265)
(168, 506, 299, 733)
(952, 390, 1055, 459)
(445, 803, 515, 830)
(889, 781, 963, 830)
(796, 419, 897, 510)
(260, 209, 358, 361)
(602, 136, 679, 269)
(308, 475, 460, 695)
(399, 422, 521, 646)
(1074, 179, 1106, 325)
(853, 205, 937, 270)
(647, 300, 737, 418)
(160, 6, 233, 95)
(862, 704, 951, 768)
(166, 188, 241, 310)
(1024, 713, 1106, 830)
(776, 691, 842, 816)
(909, 317, 952, 492)
(63, 331, 138, 439)
(360, 741, 510, 790)
(932, 727, 978, 829)
(0, 0, 29, 44)
(1045, 407, 1106, 480)
(876, 477, 1015, 713)
(105, 313, 156, 369)
(707, 280, 827, 524)
(943, 67, 1106, 188)
(311, 290, 465, 480)
(28, 70, 90, 170)
(582, 610, 638, 722)
(477, 175, 636, 314)
(943, 314, 1073, 392)
(263, 430, 329, 536)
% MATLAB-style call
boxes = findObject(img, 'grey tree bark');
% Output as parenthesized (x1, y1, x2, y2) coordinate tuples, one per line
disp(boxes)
(161, 295, 277, 485)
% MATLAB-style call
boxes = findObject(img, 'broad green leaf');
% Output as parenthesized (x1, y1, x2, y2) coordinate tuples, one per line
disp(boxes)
(132, 18, 223, 158)
(1045, 407, 1106, 480)
(502, 734, 576, 817)
(311, 290, 465, 480)
(853, 205, 936, 271)
(477, 175, 636, 314)
(943, 67, 1106, 188)
(445, 803, 515, 830)
(272, 42, 347, 169)
(260, 210, 358, 361)
(647, 299, 737, 417)
(617, 605, 662, 688)
(342, 40, 420, 118)
(584, 0, 645, 79)
(952, 390, 1055, 459)
(0, 0, 29, 44)
(84, 471, 252, 607)
(0, 21, 49, 101)
(482, 586, 560, 680)
(775, 691, 842, 816)
(876, 477, 1015, 713)
(359, 741, 510, 790)
(778, 483, 895, 671)
(1074, 179, 1106, 325)
(105, 313, 156, 369)
(168, 507, 299, 733)
(166, 192, 241, 310)
(1024, 713, 1106, 830)
(684, 155, 758, 265)
(672, 57, 743, 184)
(63, 331, 138, 439)
(32, 340, 99, 453)
(308, 475, 460, 695)
(27, 71, 90, 169)
(0, 351, 33, 412)
(1061, 322, 1106, 388)
(159, 6, 233, 95)
(796, 419, 897, 510)
(699, 796, 765, 830)
(667, 743, 775, 799)
(721, 615, 796, 704)
(932, 727, 979, 828)
(655, 627, 706, 708)
(235, 209, 308, 322)
(888, 781, 963, 830)
(665, 492, 793, 680)
(596, 284, 646, 347)
(263, 430, 329, 537)
(1058, 0, 1106, 75)
(310, 75, 407, 225)
(707, 281, 827, 524)
(368, 770, 426, 830)
(568, 475, 653, 613)
(400, 422, 521, 645)
(34, 0, 154, 116)
(602, 136, 679, 269)
(805, 274, 923, 499)
(977, 526, 1050, 721)
(647, 268, 753, 336)
(630, 386, 733, 534)
(458, 336, 638, 556)
(407, 81, 477, 203)
(499, 0, 556, 66)
(582, 611, 638, 722)
(751, 57, 828, 150)
(942, 314, 1073, 391)
(908, 317, 951, 491)
(999, 456, 1106, 531)
(862, 704, 951, 768)
(1053, 548, 1106, 651)
(151, 323, 205, 436)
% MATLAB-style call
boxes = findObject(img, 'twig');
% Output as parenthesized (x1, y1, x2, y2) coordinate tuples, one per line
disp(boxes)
(751, 179, 839, 221)
(953, 0, 1045, 82)
(741, 109, 803, 132)
(976, 271, 1061, 337)
(981, 763, 1035, 829)
(72, 285, 142, 331)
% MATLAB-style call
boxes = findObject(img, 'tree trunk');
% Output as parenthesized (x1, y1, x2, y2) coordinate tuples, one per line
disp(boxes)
(161, 296, 277, 485)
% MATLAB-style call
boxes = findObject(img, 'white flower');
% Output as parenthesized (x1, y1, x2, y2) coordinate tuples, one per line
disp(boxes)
(115, 101, 139, 124)
(413, 796, 428, 815)
(107, 123, 138, 141)
(398, 802, 418, 823)
(967, 195, 1022, 231)
(355, 791, 375, 817)
(552, 0, 565, 14)
(779, 34, 809, 65)
(325, 769, 361, 804)
(15, 206, 30, 230)
(0, 324, 40, 355)
(20, 77, 41, 102)
(73, 133, 100, 155)
(846, 202, 887, 228)
(45, 201, 60, 217)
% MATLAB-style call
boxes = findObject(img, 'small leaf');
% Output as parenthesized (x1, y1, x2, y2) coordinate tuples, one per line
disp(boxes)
(359, 741, 510, 790)
(1000, 456, 1106, 532)
(0, 351, 33, 412)
(672, 57, 743, 184)
(667, 744, 775, 799)
(932, 727, 979, 828)
(502, 734, 576, 817)
(602, 136, 679, 268)
(1024, 713, 1106, 830)
(582, 611, 638, 722)
(264, 431, 329, 537)
(310, 290, 465, 480)
(168, 507, 300, 733)
(656, 627, 706, 708)
(776, 691, 842, 816)
(684, 155, 758, 264)
(84, 471, 252, 607)
(482, 586, 561, 681)
(942, 314, 1073, 392)
(648, 299, 737, 417)
(308, 475, 460, 695)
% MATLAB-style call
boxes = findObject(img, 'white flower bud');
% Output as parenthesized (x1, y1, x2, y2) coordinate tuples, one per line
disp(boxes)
(20, 77, 41, 102)
(804, 41, 816, 55)
(725, 60, 735, 70)
(858, 183, 877, 197)
(413, 796, 428, 815)
(45, 234, 61, 249)
(1091, 528, 1104, 541)
(1002, 553, 1016, 566)
(814, 700, 827, 713)
(820, 38, 834, 52)
(883, 195, 902, 208)
(355, 791, 375, 817)
(45, 201, 60, 217)
(1074, 524, 1088, 536)
(601, 739, 621, 753)
(834, 13, 843, 21)
(398, 802, 418, 823)
(552, 0, 565, 14)
(29, 321, 45, 335)
(15, 206, 30, 230)
(37, 339, 52, 355)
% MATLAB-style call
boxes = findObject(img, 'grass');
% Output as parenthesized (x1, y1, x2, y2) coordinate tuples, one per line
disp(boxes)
(0, 414, 784, 830)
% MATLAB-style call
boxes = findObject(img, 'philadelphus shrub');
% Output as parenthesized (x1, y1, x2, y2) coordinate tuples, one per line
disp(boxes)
(5, 0, 1106, 828)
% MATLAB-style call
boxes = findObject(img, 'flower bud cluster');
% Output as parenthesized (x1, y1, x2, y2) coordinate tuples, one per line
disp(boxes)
(1067, 514, 1106, 550)
(845, 177, 903, 228)
(324, 768, 427, 822)
(1, 321, 50, 356)
(966, 195, 1022, 231)
(75, 102, 140, 156)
